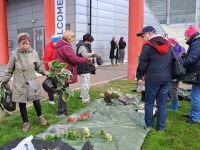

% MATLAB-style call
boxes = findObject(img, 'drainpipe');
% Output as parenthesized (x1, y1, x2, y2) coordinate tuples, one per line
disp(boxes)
(89, 0, 92, 34)
(166, 0, 170, 25)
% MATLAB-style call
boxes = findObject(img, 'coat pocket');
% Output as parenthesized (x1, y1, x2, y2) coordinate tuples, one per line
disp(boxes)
(26, 79, 41, 100)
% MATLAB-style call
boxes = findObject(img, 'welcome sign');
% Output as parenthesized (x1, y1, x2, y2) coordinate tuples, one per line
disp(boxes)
(55, 0, 66, 36)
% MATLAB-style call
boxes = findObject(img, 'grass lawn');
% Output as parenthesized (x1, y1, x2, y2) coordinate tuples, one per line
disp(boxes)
(0, 79, 200, 149)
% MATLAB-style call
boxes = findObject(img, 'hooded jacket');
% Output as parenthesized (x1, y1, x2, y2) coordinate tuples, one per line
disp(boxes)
(43, 42, 55, 71)
(182, 32, 200, 84)
(136, 36, 172, 82)
(55, 39, 88, 84)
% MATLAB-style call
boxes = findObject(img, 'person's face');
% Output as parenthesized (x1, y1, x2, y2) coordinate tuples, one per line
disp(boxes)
(19, 40, 30, 51)
(68, 36, 75, 44)
(141, 32, 150, 41)
(185, 36, 190, 42)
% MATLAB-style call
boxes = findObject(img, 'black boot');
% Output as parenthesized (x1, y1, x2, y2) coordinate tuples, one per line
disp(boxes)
(141, 91, 145, 102)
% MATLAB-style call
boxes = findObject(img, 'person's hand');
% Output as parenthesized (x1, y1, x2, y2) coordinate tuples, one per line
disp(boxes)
(181, 52, 186, 58)
(87, 58, 93, 64)
(95, 53, 101, 57)
(138, 79, 144, 85)
(45, 71, 49, 76)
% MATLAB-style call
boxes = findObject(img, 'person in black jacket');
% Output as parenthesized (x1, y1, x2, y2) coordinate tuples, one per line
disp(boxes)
(109, 37, 118, 66)
(136, 26, 173, 131)
(76, 34, 100, 103)
(118, 37, 126, 63)
(181, 25, 200, 124)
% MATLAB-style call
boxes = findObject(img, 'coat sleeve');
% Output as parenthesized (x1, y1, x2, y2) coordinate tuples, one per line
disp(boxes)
(64, 47, 88, 65)
(78, 46, 93, 58)
(43, 45, 53, 71)
(34, 51, 46, 75)
(2, 53, 16, 82)
(136, 45, 149, 80)
(182, 42, 200, 68)
(136, 65, 143, 81)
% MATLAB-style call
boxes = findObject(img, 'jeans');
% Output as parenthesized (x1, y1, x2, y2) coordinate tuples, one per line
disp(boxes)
(80, 73, 90, 102)
(170, 80, 179, 102)
(189, 84, 200, 122)
(145, 81, 170, 130)
(119, 49, 125, 63)
(57, 84, 69, 115)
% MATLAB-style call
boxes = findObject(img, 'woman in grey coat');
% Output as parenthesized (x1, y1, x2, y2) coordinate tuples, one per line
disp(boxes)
(2, 33, 48, 132)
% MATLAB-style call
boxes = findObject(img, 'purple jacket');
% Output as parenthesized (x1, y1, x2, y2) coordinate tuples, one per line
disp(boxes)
(55, 39, 88, 84)
(173, 43, 185, 58)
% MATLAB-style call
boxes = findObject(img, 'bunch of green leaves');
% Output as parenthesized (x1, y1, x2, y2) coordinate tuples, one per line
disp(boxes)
(45, 134, 60, 141)
(64, 129, 79, 140)
(63, 127, 91, 141)
(99, 130, 112, 142)
(0, 82, 5, 111)
(106, 88, 123, 99)
(48, 60, 74, 101)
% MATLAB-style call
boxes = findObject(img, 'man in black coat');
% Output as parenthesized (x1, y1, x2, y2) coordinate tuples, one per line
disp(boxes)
(136, 26, 172, 131)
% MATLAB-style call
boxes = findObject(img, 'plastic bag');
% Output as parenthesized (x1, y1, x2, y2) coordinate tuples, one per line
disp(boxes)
(96, 56, 103, 66)
(11, 135, 35, 150)
(1, 83, 16, 111)
(42, 77, 57, 94)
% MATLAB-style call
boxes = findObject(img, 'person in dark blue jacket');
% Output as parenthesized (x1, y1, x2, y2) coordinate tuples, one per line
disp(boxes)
(136, 26, 173, 131)
(182, 25, 200, 124)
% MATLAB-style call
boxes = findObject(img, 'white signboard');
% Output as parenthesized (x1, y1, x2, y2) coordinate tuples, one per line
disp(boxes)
(55, 0, 66, 36)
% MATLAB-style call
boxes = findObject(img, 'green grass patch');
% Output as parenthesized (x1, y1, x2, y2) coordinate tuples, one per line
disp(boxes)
(0, 79, 199, 149)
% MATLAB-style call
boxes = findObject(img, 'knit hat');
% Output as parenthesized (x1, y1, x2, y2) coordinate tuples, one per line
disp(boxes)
(17, 33, 31, 43)
(51, 35, 60, 43)
(168, 38, 177, 45)
(184, 25, 198, 37)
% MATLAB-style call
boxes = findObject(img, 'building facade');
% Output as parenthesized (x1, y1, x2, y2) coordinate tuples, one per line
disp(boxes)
(5, 0, 165, 63)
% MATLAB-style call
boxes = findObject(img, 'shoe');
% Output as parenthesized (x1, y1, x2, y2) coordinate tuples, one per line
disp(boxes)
(169, 101, 178, 111)
(64, 110, 71, 115)
(157, 129, 165, 132)
(115, 64, 119, 66)
(112, 64, 116, 67)
(22, 122, 30, 132)
(38, 116, 47, 126)
(145, 127, 152, 132)
(185, 118, 199, 124)
(49, 101, 55, 105)
(56, 114, 66, 118)
(182, 114, 191, 119)
(82, 100, 90, 104)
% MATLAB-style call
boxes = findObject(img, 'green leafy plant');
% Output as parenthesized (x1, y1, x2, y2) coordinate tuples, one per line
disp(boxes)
(99, 130, 112, 142)
(45, 134, 60, 141)
(48, 60, 74, 101)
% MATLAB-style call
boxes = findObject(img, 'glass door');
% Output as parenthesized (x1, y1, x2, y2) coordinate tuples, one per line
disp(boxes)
(33, 28, 45, 60)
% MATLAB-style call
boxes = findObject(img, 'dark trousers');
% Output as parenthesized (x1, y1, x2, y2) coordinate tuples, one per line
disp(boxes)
(57, 84, 69, 115)
(19, 100, 42, 123)
(48, 92, 54, 101)
(145, 81, 170, 130)
(111, 58, 117, 64)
